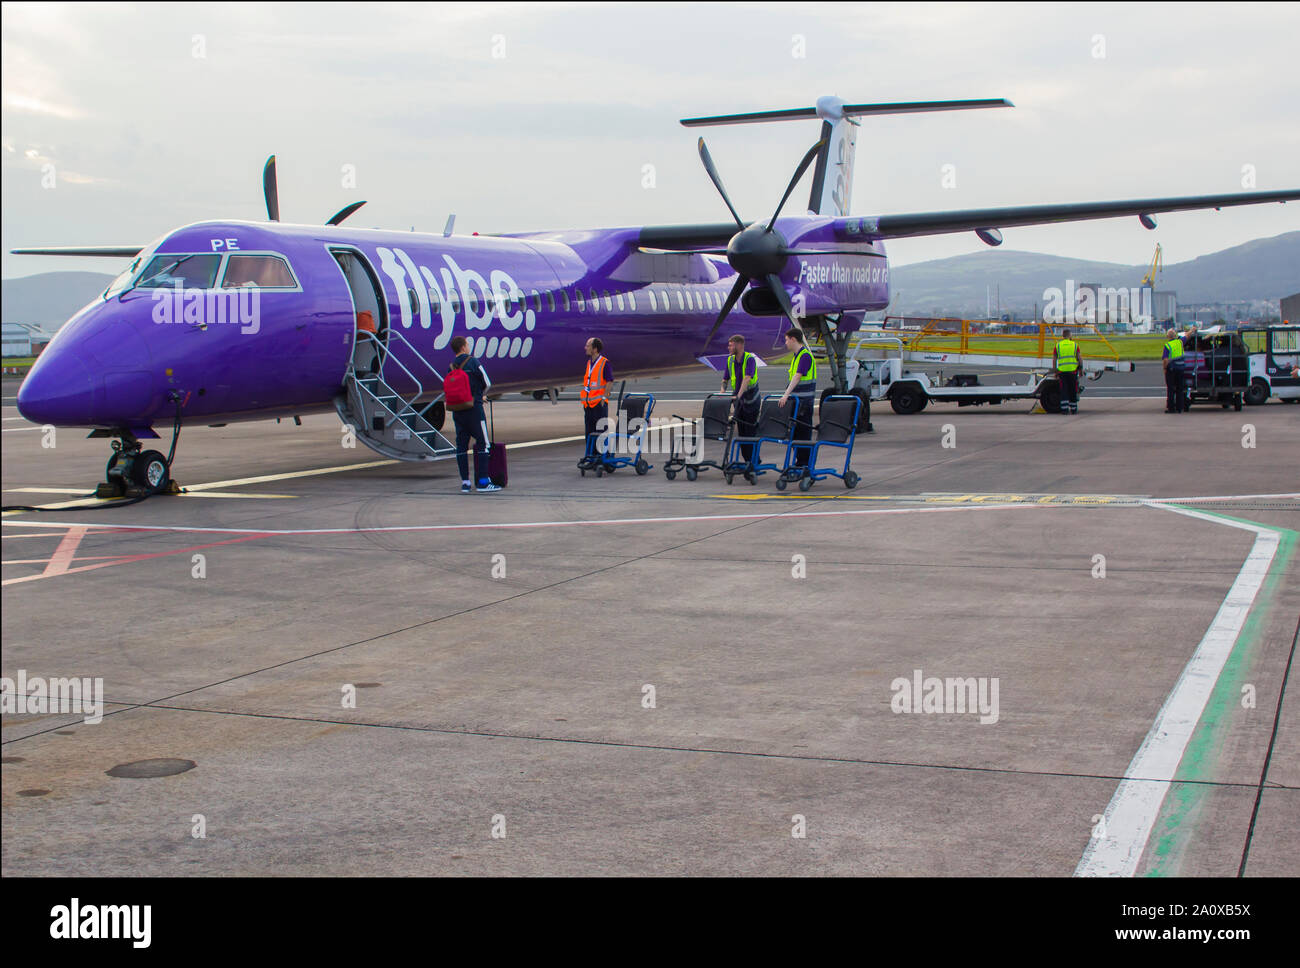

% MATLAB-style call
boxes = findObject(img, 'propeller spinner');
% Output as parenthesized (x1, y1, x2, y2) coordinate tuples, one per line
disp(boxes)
(696, 136, 826, 348)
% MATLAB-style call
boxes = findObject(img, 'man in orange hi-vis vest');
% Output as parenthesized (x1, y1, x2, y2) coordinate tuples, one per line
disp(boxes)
(580, 337, 612, 468)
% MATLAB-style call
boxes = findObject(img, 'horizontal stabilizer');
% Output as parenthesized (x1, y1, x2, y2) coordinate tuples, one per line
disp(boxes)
(11, 245, 146, 258)
(681, 98, 1012, 127)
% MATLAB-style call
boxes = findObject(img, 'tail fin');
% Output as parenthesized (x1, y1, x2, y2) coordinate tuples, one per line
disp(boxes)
(681, 96, 1013, 218)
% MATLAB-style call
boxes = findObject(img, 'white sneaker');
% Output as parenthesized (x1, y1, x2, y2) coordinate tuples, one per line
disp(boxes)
(477, 483, 502, 492)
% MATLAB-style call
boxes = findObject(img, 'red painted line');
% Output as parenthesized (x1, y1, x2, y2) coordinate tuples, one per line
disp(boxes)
(41, 526, 87, 576)
(2, 533, 271, 586)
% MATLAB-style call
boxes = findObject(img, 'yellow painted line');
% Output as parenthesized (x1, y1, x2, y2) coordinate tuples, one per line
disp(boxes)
(182, 459, 397, 491)
(3, 487, 305, 498)
(708, 493, 897, 501)
(4, 487, 92, 495)
(179, 491, 295, 499)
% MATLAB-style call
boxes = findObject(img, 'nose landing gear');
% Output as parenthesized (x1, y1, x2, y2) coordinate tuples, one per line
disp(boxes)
(98, 435, 178, 499)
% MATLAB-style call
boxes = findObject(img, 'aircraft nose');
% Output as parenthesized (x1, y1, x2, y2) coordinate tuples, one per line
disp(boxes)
(17, 348, 98, 426)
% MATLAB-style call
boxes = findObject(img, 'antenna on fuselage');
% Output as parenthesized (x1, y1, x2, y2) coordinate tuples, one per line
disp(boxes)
(443, 215, 455, 237)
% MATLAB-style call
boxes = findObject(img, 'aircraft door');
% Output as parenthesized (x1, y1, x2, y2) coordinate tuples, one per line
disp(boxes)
(331, 248, 388, 375)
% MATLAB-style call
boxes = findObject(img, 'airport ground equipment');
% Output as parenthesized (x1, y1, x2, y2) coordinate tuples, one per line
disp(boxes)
(579, 392, 655, 477)
(831, 322, 1134, 415)
(1240, 325, 1300, 404)
(1182, 330, 1248, 410)
(664, 394, 733, 481)
(724, 395, 797, 485)
(775, 395, 862, 492)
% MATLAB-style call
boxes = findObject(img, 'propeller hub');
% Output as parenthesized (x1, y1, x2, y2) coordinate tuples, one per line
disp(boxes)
(727, 224, 789, 280)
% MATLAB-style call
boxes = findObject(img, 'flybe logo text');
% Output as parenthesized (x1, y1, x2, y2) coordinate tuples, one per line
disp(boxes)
(376, 247, 536, 350)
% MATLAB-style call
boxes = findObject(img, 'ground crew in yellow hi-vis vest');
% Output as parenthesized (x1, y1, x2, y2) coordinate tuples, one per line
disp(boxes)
(1053, 328, 1083, 414)
(723, 334, 760, 462)
(779, 327, 818, 470)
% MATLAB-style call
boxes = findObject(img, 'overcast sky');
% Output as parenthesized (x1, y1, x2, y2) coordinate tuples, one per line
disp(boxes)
(3, 1, 1298, 279)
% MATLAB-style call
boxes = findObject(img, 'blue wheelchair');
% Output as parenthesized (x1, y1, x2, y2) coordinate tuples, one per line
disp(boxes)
(774, 394, 862, 491)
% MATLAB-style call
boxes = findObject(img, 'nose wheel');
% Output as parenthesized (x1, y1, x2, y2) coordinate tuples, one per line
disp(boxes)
(98, 435, 178, 498)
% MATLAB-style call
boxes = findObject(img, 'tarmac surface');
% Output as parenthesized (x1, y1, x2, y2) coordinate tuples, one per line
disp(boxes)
(3, 373, 1298, 876)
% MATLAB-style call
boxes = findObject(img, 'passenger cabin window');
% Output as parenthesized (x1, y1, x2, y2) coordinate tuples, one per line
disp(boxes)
(589, 289, 599, 311)
(134, 253, 222, 290)
(530, 290, 541, 312)
(449, 290, 461, 314)
(546, 291, 556, 312)
(575, 289, 585, 312)
(561, 290, 570, 312)
(222, 254, 296, 288)
(648, 290, 658, 312)
(615, 292, 625, 312)
(676, 290, 686, 311)
(627, 291, 636, 311)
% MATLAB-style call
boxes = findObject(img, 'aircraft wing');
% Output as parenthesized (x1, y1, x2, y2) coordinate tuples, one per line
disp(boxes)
(10, 245, 147, 257)
(851, 189, 1300, 241)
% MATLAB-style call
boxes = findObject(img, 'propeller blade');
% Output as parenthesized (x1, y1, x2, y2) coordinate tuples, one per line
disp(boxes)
(767, 273, 801, 330)
(638, 246, 730, 255)
(263, 155, 280, 222)
(697, 138, 745, 228)
(767, 138, 827, 231)
(780, 248, 872, 256)
(326, 200, 367, 226)
(703, 275, 750, 348)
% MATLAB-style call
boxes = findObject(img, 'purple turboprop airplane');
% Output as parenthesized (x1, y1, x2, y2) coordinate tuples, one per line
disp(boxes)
(12, 96, 1299, 494)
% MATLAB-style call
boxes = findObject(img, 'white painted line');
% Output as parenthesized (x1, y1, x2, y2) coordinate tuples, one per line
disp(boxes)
(0, 500, 1048, 536)
(1151, 493, 1300, 503)
(1075, 503, 1283, 877)
(2, 426, 41, 432)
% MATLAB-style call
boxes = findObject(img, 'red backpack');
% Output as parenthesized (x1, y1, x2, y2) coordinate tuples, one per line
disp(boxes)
(445, 359, 473, 411)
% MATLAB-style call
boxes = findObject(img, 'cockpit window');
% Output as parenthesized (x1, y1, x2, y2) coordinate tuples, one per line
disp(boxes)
(222, 254, 296, 288)
(103, 235, 167, 297)
(133, 253, 222, 290)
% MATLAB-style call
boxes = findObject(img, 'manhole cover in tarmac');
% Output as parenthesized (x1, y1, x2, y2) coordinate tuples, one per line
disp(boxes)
(106, 758, 196, 779)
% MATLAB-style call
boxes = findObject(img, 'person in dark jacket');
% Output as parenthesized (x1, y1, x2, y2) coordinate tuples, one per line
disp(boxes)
(449, 336, 501, 492)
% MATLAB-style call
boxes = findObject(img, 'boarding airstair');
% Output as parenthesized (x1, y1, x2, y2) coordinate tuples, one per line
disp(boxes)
(334, 329, 458, 462)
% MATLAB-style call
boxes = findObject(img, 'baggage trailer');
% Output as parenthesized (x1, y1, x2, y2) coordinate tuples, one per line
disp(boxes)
(840, 337, 1134, 414)
(1183, 329, 1248, 410)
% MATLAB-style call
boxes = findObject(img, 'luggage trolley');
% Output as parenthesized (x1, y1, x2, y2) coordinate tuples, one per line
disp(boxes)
(723, 395, 796, 485)
(664, 393, 732, 481)
(775, 394, 862, 492)
(1184, 331, 1248, 410)
(578, 392, 655, 477)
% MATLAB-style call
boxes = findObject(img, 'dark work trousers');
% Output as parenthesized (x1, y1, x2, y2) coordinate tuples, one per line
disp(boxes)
(790, 391, 815, 468)
(1164, 365, 1186, 412)
(1058, 370, 1079, 413)
(584, 402, 610, 461)
(454, 403, 490, 483)
(734, 390, 759, 463)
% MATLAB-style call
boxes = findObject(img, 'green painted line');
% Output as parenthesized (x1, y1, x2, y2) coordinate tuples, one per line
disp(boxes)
(1143, 506, 1297, 877)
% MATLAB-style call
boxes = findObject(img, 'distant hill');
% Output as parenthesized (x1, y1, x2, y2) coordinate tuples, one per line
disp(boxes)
(889, 231, 1300, 316)
(2, 272, 116, 330)
(3, 232, 1297, 327)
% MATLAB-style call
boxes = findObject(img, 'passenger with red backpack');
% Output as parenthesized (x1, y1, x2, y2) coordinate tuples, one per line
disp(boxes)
(446, 336, 500, 493)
